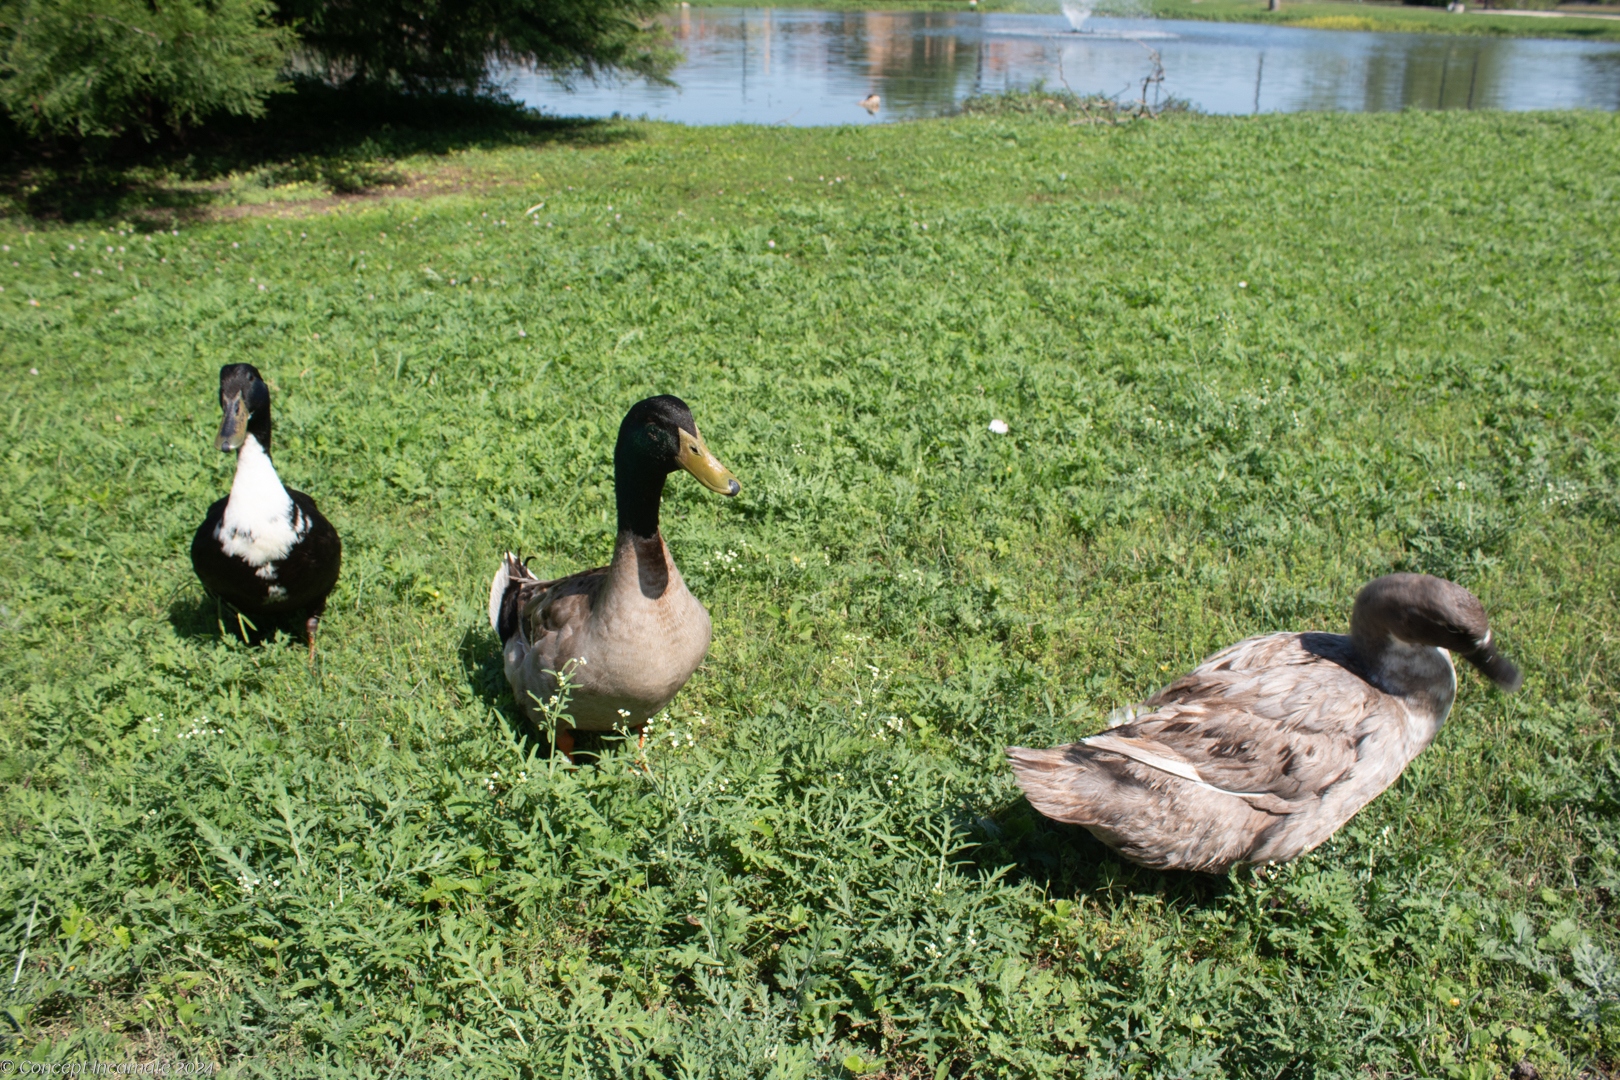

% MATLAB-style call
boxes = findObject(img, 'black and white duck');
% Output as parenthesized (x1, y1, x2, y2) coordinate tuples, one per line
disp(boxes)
(489, 395, 740, 758)
(1008, 573, 1522, 873)
(191, 364, 342, 659)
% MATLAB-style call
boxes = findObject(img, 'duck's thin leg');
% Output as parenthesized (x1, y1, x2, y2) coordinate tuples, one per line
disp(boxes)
(635, 728, 655, 777)
(305, 615, 320, 665)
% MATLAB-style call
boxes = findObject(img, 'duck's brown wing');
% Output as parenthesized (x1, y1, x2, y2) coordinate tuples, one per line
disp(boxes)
(523, 565, 609, 638)
(490, 554, 607, 644)
(1093, 632, 1381, 808)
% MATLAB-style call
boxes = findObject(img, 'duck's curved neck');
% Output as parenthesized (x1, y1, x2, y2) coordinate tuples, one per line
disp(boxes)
(247, 408, 273, 456)
(1352, 630, 1457, 725)
(227, 434, 292, 514)
(614, 453, 668, 540)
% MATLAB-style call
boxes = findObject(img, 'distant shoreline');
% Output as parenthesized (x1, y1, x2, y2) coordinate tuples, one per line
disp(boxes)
(678, 0, 1620, 40)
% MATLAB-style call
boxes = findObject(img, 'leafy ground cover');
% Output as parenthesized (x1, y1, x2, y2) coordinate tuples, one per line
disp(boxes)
(1, 101, 1618, 1077)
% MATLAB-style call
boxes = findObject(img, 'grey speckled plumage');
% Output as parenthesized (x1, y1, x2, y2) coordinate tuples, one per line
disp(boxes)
(491, 535, 714, 732)
(1008, 574, 1522, 873)
(488, 395, 740, 751)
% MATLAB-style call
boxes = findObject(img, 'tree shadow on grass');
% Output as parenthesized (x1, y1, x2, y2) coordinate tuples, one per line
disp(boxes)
(975, 795, 1234, 907)
(3, 78, 641, 223)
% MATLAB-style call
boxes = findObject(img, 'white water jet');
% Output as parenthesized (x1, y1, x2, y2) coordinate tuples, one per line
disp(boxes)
(1061, 0, 1094, 31)
(1060, 0, 1152, 32)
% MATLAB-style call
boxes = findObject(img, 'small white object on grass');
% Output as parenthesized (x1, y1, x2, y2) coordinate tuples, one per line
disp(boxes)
(1238, 281, 1248, 288)
(988, 419, 1009, 434)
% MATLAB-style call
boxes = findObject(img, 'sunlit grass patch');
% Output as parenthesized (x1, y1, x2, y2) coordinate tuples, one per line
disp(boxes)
(1291, 14, 1380, 29)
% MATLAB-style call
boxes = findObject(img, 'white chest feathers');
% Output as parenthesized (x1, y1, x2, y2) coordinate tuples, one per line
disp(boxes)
(216, 436, 308, 570)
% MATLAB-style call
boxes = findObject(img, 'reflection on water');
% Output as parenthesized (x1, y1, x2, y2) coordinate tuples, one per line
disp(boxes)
(501, 7, 1620, 123)
(1585, 47, 1620, 109)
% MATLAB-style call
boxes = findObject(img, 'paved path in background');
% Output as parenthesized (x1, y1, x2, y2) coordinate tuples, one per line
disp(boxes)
(1476, 7, 1620, 19)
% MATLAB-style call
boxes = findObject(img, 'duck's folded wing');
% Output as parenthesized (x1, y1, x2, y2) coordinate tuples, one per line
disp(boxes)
(1098, 636, 1380, 810)
(524, 566, 609, 636)
(1142, 631, 1347, 706)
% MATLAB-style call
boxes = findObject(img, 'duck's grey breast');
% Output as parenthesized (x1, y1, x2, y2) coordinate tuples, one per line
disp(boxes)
(570, 584, 712, 728)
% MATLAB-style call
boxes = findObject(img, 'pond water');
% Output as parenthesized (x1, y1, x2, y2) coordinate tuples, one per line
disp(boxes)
(502, 7, 1620, 123)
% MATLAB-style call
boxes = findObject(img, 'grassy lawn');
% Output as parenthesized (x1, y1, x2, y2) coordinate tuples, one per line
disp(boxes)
(2, 102, 1618, 1076)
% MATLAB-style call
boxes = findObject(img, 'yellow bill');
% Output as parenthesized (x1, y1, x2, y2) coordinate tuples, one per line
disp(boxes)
(674, 426, 740, 496)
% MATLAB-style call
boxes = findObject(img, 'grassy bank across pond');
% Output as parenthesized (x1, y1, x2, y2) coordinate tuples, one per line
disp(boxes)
(1150, 0, 1620, 39)
(682, 0, 1620, 41)
(2, 102, 1618, 1076)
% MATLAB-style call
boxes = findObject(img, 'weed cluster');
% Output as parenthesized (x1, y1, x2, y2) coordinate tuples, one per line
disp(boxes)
(954, 88, 1192, 123)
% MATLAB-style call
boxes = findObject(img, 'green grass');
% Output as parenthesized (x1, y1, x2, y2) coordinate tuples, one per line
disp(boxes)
(2, 103, 1619, 1077)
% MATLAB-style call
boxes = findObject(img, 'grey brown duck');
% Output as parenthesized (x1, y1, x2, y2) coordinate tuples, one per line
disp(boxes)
(1008, 574, 1521, 873)
(489, 395, 740, 757)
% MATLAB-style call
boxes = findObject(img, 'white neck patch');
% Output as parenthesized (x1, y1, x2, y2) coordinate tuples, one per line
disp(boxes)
(216, 435, 307, 568)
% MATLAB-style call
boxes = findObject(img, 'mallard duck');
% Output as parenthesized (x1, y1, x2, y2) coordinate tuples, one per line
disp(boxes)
(1008, 573, 1521, 873)
(860, 94, 882, 115)
(190, 364, 342, 660)
(489, 395, 740, 757)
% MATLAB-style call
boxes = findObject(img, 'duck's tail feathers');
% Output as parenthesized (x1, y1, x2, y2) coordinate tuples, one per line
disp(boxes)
(1007, 745, 1100, 825)
(490, 553, 538, 642)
